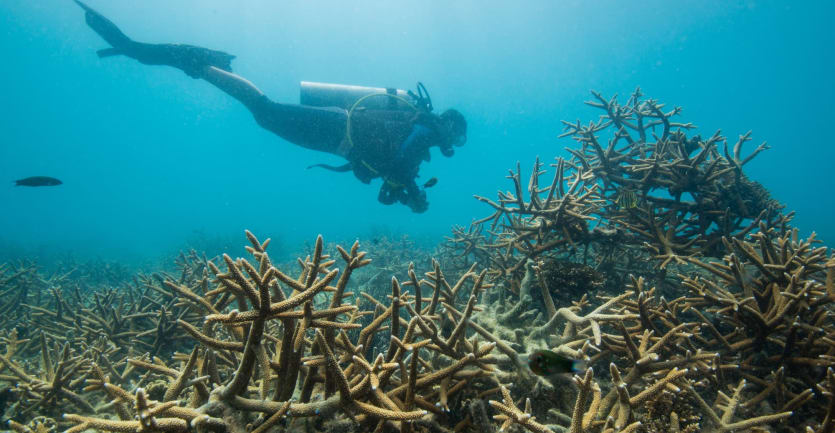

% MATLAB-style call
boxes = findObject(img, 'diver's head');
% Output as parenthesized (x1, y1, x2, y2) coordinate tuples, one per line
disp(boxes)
(439, 109, 467, 157)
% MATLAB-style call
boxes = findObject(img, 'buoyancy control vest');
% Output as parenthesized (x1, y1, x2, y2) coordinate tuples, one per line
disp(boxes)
(304, 82, 436, 187)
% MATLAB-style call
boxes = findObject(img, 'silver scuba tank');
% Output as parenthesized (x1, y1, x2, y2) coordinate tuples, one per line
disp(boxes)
(300, 81, 415, 111)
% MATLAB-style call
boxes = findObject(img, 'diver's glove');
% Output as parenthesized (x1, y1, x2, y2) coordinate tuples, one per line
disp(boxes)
(404, 188, 428, 214)
(377, 182, 428, 213)
(377, 183, 400, 205)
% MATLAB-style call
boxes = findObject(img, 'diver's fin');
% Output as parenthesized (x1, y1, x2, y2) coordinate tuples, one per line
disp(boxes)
(72, 0, 95, 14)
(73, 0, 132, 49)
(74, 0, 235, 77)
(164, 44, 236, 74)
(129, 43, 235, 77)
(96, 47, 122, 58)
(307, 163, 353, 172)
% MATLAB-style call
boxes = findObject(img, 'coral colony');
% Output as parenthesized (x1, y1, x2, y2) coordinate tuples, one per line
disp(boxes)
(2, 90, 833, 433)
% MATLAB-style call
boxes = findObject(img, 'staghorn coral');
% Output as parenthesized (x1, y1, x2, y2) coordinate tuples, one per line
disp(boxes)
(482, 274, 797, 433)
(678, 225, 834, 429)
(1, 232, 502, 433)
(1, 89, 831, 433)
(440, 88, 783, 300)
(442, 89, 829, 433)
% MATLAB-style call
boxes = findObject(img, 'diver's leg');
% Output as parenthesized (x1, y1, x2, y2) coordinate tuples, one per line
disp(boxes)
(251, 102, 348, 156)
(200, 66, 265, 110)
(201, 67, 347, 155)
(75, 1, 346, 155)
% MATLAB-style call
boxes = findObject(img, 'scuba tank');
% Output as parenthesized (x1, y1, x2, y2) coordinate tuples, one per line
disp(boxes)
(300, 81, 433, 112)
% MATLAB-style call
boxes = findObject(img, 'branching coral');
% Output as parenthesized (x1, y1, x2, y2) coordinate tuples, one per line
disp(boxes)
(1, 89, 831, 433)
(2, 232, 500, 433)
(440, 89, 828, 433)
(441, 89, 783, 301)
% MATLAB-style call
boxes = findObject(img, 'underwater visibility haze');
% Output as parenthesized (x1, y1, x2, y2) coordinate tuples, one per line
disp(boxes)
(1, 1, 835, 432)
(1, 0, 833, 261)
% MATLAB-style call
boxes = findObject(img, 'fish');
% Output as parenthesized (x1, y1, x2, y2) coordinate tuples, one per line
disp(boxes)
(13, 176, 63, 187)
(423, 177, 438, 188)
(615, 188, 638, 209)
(527, 350, 584, 376)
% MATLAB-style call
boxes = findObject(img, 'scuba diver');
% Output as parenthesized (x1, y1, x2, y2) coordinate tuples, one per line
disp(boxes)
(73, 1, 467, 213)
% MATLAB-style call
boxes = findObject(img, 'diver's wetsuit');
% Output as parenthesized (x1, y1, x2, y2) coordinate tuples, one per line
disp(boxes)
(247, 96, 348, 155)
(249, 96, 440, 213)
(74, 0, 443, 213)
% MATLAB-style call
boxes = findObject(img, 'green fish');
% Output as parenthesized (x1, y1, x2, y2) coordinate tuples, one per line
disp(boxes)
(615, 189, 638, 209)
(527, 350, 584, 376)
(423, 177, 438, 188)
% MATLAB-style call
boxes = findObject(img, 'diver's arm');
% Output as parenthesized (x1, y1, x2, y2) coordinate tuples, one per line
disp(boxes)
(200, 66, 266, 110)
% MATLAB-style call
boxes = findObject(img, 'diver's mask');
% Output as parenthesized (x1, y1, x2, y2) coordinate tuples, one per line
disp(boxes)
(451, 132, 466, 147)
(439, 129, 465, 157)
(439, 108, 467, 151)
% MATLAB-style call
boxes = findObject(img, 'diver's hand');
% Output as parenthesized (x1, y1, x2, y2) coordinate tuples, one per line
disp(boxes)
(378, 179, 427, 213)
(406, 189, 428, 213)
(377, 183, 399, 205)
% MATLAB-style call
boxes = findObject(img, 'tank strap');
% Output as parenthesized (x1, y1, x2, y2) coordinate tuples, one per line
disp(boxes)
(386, 88, 399, 110)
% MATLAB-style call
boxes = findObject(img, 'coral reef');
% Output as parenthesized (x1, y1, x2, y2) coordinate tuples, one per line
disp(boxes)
(441, 89, 832, 432)
(1, 89, 832, 433)
(1, 233, 503, 433)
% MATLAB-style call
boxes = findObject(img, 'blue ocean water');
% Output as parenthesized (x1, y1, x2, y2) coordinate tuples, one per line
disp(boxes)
(1, 0, 833, 265)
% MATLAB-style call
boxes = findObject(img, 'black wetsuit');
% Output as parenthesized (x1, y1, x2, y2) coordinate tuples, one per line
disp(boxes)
(251, 96, 442, 213)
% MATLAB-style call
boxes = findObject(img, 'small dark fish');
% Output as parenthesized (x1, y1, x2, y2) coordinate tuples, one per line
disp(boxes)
(423, 177, 438, 188)
(528, 350, 583, 376)
(14, 176, 63, 187)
